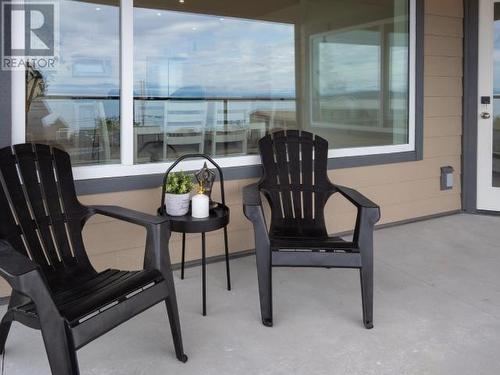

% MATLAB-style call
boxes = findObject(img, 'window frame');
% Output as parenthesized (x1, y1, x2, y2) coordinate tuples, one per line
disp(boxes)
(11, 0, 420, 183)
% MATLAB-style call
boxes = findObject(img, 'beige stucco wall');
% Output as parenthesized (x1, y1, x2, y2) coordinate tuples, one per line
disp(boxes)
(0, 0, 464, 296)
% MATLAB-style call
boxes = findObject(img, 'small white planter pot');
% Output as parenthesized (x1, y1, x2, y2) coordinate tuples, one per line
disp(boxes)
(165, 192, 191, 216)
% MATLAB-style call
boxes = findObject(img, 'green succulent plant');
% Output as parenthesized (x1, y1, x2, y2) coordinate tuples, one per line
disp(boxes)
(165, 171, 194, 195)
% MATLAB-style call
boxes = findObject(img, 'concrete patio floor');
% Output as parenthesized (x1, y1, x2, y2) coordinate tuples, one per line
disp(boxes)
(1, 213, 500, 374)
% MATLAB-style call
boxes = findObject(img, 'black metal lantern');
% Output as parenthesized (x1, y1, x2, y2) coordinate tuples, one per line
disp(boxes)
(195, 162, 217, 209)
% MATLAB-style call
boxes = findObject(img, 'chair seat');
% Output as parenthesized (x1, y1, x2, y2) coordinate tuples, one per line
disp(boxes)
(15, 269, 163, 326)
(270, 235, 357, 252)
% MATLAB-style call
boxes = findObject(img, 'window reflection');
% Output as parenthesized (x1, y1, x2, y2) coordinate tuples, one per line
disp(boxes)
(133, 8, 296, 162)
(134, 0, 410, 163)
(493, 3, 500, 186)
(26, 0, 120, 166)
(310, 12, 409, 148)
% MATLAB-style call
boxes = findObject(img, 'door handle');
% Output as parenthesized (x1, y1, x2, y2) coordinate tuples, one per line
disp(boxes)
(481, 112, 491, 119)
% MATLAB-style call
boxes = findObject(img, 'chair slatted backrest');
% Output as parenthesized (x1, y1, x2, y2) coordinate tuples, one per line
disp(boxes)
(258, 130, 336, 238)
(164, 101, 208, 132)
(213, 102, 249, 127)
(0, 144, 93, 283)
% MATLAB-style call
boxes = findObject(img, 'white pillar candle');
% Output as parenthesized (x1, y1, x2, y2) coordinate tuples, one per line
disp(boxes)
(192, 192, 209, 218)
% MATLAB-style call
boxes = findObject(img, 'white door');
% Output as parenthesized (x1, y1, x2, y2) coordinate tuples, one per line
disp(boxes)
(477, 0, 500, 210)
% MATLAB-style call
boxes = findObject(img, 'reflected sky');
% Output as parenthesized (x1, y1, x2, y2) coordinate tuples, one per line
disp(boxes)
(42, 1, 119, 96)
(39, 1, 296, 98)
(37, 0, 407, 99)
(134, 8, 295, 98)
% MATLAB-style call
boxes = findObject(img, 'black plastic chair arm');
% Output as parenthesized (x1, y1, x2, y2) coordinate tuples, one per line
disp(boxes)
(0, 240, 60, 317)
(351, 204, 380, 249)
(243, 183, 262, 207)
(89, 205, 169, 228)
(88, 206, 172, 276)
(332, 185, 380, 248)
(88, 206, 172, 274)
(334, 185, 379, 210)
(0, 240, 39, 280)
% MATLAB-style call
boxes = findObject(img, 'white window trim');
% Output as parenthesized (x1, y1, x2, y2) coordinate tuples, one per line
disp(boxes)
(12, 0, 417, 181)
(121, 0, 134, 167)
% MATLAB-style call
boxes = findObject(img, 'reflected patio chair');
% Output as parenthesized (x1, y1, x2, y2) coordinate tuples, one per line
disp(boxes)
(208, 101, 249, 156)
(72, 101, 111, 164)
(134, 100, 164, 163)
(163, 100, 208, 159)
(243, 130, 380, 328)
(268, 100, 296, 132)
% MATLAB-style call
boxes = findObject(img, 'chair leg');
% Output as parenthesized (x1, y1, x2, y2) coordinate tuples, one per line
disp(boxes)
(165, 296, 188, 363)
(242, 136, 248, 155)
(181, 233, 186, 280)
(255, 244, 273, 327)
(41, 320, 80, 375)
(0, 292, 24, 354)
(211, 134, 217, 157)
(223, 226, 231, 291)
(0, 317, 12, 354)
(360, 256, 374, 329)
(199, 137, 205, 155)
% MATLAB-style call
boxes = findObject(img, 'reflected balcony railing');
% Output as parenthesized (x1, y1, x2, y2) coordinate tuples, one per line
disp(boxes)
(27, 94, 405, 164)
(27, 95, 297, 164)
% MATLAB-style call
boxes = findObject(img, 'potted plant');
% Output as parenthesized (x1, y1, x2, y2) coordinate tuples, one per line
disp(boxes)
(165, 171, 194, 216)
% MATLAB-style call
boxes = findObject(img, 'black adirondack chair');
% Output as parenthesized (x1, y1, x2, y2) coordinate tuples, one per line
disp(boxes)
(243, 131, 380, 329)
(0, 144, 187, 374)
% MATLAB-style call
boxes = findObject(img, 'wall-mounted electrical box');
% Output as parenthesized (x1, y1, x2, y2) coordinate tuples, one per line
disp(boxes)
(440, 166, 454, 190)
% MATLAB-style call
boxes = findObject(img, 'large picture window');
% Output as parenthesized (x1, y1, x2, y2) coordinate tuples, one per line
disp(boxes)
(17, 0, 416, 179)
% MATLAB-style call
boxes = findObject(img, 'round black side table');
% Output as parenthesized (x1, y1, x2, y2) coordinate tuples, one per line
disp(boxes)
(158, 154, 231, 316)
